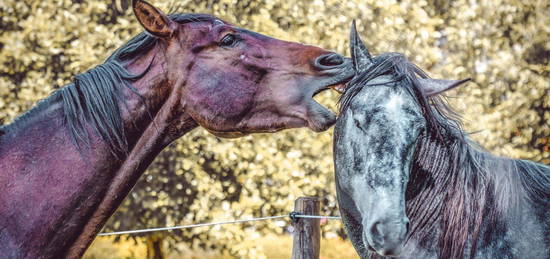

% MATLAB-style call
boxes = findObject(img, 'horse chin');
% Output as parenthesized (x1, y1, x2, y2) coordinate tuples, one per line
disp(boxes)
(305, 105, 336, 132)
(306, 91, 337, 132)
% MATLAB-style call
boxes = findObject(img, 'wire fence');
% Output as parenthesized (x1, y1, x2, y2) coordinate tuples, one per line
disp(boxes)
(98, 213, 341, 236)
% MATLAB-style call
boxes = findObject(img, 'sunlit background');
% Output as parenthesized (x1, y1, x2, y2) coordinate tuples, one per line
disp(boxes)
(0, 0, 548, 258)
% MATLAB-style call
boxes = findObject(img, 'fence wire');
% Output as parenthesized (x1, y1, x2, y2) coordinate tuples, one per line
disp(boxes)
(98, 214, 341, 236)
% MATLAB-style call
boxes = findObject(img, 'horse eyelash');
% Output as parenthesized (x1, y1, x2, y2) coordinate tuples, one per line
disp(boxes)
(218, 34, 242, 48)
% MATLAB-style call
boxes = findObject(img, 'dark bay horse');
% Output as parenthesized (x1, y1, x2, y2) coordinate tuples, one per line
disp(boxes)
(0, 1, 354, 257)
(333, 22, 549, 259)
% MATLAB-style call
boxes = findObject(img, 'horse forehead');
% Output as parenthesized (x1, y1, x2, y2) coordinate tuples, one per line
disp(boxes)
(385, 93, 404, 111)
(185, 19, 225, 32)
(354, 86, 398, 108)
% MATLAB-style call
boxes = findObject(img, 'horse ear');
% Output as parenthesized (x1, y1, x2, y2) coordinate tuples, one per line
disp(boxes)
(350, 20, 373, 71)
(418, 78, 471, 97)
(132, 0, 177, 38)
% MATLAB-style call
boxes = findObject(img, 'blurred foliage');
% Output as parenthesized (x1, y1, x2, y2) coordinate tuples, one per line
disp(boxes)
(84, 235, 358, 259)
(1, 0, 548, 258)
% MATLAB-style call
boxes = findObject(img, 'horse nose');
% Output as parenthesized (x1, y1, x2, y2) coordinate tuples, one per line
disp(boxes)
(367, 218, 409, 257)
(314, 53, 345, 69)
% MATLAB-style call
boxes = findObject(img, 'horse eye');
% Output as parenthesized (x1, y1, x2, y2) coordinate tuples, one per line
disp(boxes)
(354, 120, 362, 128)
(219, 34, 237, 47)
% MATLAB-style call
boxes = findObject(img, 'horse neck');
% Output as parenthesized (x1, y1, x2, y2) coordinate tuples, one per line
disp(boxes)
(405, 132, 531, 258)
(0, 50, 198, 258)
(66, 52, 200, 257)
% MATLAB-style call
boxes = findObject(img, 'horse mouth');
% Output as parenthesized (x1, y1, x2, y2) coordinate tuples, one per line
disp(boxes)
(366, 242, 377, 252)
(300, 58, 354, 132)
(330, 83, 346, 93)
(314, 81, 346, 95)
(305, 82, 347, 132)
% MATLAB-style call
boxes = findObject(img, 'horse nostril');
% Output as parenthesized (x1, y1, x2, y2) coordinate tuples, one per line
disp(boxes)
(370, 221, 383, 242)
(317, 53, 345, 67)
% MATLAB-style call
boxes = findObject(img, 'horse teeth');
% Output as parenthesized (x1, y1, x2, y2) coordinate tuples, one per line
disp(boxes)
(331, 84, 345, 93)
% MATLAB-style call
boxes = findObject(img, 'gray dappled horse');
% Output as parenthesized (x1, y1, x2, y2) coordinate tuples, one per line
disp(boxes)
(333, 22, 549, 259)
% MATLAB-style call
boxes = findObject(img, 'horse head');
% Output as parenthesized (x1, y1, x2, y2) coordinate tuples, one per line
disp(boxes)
(334, 21, 469, 257)
(130, 0, 354, 139)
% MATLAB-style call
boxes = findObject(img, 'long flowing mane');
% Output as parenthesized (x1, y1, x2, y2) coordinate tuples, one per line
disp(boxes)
(338, 53, 550, 259)
(0, 14, 216, 156)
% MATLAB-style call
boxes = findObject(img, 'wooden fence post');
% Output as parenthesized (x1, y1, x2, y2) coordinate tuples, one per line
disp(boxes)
(291, 197, 320, 259)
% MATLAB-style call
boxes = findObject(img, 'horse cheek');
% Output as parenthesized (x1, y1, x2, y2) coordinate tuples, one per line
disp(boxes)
(186, 70, 254, 129)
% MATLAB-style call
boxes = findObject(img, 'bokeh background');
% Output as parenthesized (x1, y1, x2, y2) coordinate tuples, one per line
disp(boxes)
(1, 0, 548, 258)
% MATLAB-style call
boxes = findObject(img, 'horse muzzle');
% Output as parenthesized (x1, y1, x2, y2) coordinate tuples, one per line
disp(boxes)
(363, 217, 409, 257)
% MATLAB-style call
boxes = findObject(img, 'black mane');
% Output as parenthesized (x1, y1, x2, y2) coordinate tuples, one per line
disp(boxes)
(0, 14, 217, 157)
(338, 52, 463, 141)
(338, 53, 550, 259)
